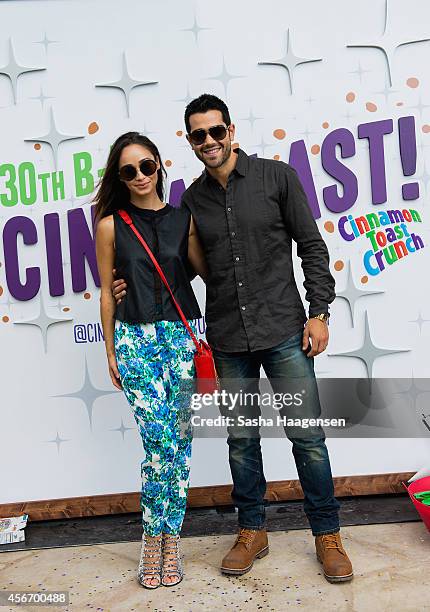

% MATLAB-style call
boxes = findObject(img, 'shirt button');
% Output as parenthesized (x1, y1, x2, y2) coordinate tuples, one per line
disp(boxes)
(235, 256, 240, 261)
(238, 281, 243, 287)
(231, 231, 236, 237)
(241, 306, 246, 311)
(227, 207, 232, 212)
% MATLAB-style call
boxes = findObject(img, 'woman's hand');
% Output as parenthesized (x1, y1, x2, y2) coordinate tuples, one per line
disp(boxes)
(108, 353, 122, 390)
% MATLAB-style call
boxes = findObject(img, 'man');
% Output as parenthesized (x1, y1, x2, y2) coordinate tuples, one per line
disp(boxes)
(112, 94, 353, 583)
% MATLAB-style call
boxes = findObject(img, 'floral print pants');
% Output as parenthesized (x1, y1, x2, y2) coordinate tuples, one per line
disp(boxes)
(114, 319, 196, 536)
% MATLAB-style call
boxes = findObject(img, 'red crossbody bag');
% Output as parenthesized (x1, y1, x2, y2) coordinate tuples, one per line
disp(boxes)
(118, 209, 218, 395)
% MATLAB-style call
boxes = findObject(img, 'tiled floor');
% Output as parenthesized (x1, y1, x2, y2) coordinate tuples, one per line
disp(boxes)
(1, 522, 429, 612)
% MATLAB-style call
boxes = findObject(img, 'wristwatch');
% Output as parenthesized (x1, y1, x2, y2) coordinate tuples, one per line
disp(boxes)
(310, 313, 330, 323)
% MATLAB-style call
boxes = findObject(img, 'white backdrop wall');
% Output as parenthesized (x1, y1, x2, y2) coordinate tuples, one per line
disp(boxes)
(1, 0, 429, 505)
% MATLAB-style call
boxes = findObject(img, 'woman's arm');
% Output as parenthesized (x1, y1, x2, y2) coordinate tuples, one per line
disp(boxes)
(188, 215, 208, 283)
(95, 216, 122, 390)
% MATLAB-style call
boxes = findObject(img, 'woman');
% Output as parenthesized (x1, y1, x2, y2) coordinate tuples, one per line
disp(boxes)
(94, 132, 207, 589)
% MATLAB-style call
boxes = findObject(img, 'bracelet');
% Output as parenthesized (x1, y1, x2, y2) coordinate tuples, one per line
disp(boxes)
(309, 313, 330, 323)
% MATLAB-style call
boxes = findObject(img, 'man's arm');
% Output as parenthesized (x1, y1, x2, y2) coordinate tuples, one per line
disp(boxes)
(188, 215, 208, 282)
(278, 163, 335, 356)
(112, 270, 127, 304)
(279, 163, 335, 313)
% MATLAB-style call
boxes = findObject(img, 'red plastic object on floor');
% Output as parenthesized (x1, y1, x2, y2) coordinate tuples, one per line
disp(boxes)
(404, 476, 430, 532)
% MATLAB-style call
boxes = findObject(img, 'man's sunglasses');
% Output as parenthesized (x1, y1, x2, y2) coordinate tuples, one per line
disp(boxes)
(118, 158, 157, 182)
(188, 124, 229, 146)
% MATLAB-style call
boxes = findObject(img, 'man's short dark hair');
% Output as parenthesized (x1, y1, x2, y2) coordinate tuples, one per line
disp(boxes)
(184, 94, 231, 133)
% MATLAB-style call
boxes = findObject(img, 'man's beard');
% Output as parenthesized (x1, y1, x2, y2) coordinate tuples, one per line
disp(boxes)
(195, 140, 232, 169)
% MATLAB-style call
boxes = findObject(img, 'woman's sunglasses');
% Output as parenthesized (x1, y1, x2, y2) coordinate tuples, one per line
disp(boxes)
(119, 158, 157, 182)
(188, 124, 229, 146)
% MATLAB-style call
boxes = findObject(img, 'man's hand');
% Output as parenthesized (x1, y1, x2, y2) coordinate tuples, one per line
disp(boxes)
(302, 318, 329, 357)
(112, 268, 127, 305)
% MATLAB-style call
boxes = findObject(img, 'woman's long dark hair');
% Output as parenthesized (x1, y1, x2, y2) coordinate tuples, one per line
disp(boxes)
(93, 132, 167, 220)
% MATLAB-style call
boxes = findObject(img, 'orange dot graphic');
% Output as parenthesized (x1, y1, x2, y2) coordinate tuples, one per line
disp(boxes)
(346, 92, 356, 103)
(165, 160, 172, 167)
(273, 128, 286, 140)
(63, 307, 70, 312)
(334, 260, 344, 272)
(273, 154, 280, 160)
(34, 143, 41, 150)
(406, 77, 419, 89)
(2, 316, 9, 323)
(422, 125, 430, 133)
(396, 102, 404, 107)
(324, 221, 334, 233)
(311, 144, 320, 155)
(88, 122, 99, 135)
(322, 122, 329, 129)
(361, 275, 369, 284)
(0, 286, 3, 296)
(176, 130, 183, 137)
(366, 102, 377, 112)
(84, 292, 91, 300)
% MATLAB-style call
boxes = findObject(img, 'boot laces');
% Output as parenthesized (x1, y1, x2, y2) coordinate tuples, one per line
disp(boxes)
(236, 529, 256, 549)
(322, 533, 344, 553)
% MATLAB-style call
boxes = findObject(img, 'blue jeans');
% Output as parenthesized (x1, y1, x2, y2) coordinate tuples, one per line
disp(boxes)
(213, 331, 340, 536)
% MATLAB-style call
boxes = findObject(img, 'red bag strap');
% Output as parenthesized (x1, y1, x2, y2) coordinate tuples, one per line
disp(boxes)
(118, 209, 201, 352)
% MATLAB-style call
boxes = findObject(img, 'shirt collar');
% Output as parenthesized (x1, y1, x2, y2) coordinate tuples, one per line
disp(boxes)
(233, 147, 248, 176)
(201, 147, 249, 183)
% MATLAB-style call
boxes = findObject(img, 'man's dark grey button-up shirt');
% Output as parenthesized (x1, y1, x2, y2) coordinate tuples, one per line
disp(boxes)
(182, 148, 335, 352)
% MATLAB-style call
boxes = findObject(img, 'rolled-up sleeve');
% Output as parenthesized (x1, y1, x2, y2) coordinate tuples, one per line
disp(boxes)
(278, 163, 335, 316)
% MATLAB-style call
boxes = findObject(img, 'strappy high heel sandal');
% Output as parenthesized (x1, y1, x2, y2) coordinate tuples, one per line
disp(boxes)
(137, 534, 162, 589)
(161, 534, 184, 587)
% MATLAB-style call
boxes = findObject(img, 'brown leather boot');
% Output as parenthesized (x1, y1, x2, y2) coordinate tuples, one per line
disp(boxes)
(220, 528, 269, 575)
(315, 532, 353, 583)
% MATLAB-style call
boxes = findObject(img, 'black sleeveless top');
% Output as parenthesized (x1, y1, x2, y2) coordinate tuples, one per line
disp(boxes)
(113, 202, 201, 324)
